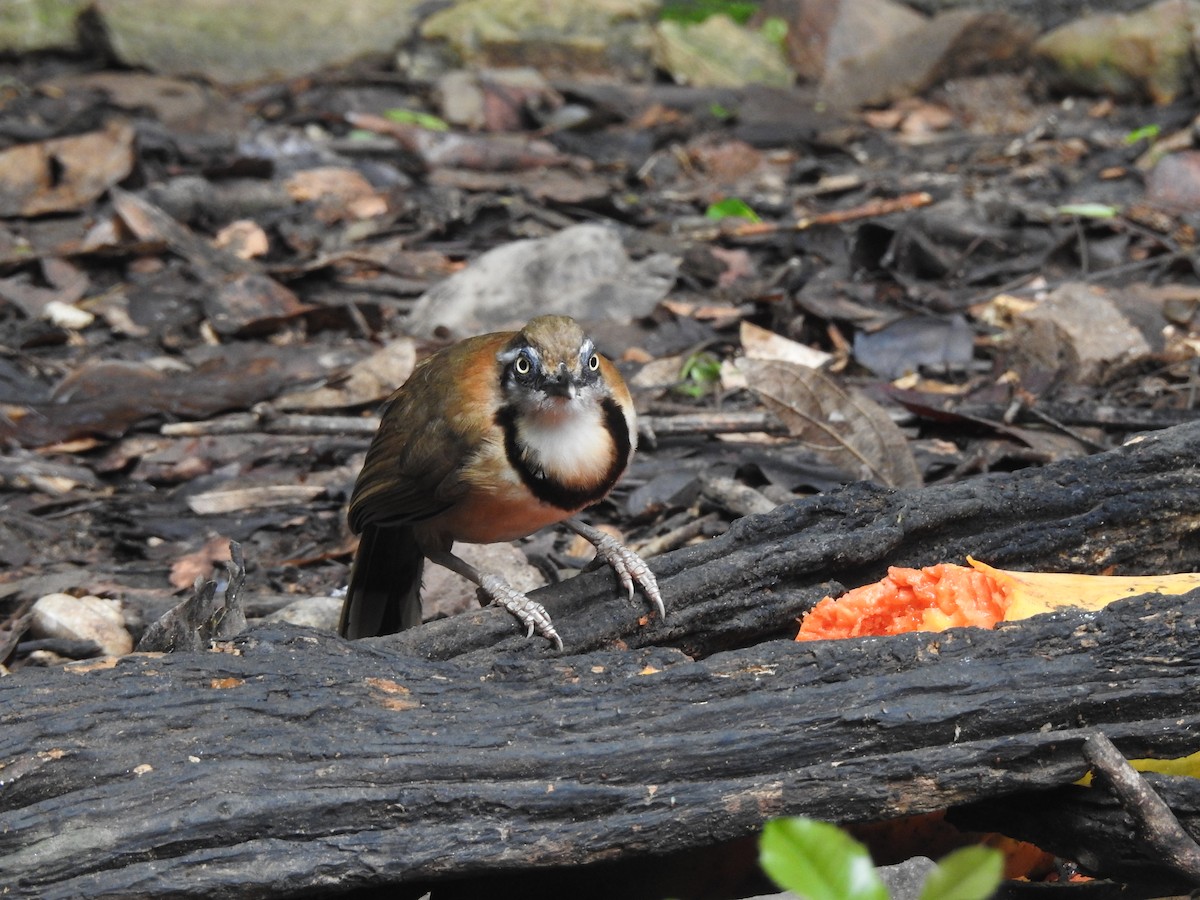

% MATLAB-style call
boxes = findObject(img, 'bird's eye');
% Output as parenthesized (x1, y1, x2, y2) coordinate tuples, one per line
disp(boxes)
(514, 353, 532, 376)
(588, 353, 600, 372)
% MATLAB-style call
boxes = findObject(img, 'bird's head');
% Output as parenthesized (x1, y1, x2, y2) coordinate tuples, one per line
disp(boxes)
(498, 316, 605, 415)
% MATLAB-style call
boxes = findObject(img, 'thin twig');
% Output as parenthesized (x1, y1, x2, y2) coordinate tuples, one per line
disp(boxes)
(634, 512, 723, 559)
(681, 192, 934, 242)
(1082, 731, 1200, 885)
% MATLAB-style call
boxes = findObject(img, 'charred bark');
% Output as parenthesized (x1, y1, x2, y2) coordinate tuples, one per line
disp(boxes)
(384, 420, 1200, 660)
(3, 423, 1200, 899)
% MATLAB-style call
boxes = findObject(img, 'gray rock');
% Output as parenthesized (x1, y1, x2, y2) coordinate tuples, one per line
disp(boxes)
(96, 0, 424, 85)
(743, 856, 938, 900)
(264, 596, 344, 631)
(0, 0, 90, 53)
(654, 15, 794, 88)
(405, 223, 678, 338)
(31, 593, 134, 657)
(419, 0, 656, 80)
(819, 9, 1036, 109)
(1031, 0, 1200, 104)
(879, 856, 939, 900)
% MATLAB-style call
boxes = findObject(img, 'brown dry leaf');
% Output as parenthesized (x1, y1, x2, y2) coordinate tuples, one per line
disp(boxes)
(0, 121, 135, 217)
(45, 72, 233, 133)
(3, 347, 328, 448)
(275, 338, 417, 410)
(0, 258, 89, 319)
(284, 167, 386, 223)
(169, 536, 234, 590)
(213, 220, 270, 260)
(186, 485, 327, 515)
(741, 321, 832, 369)
(205, 273, 312, 336)
(736, 357, 921, 488)
(690, 139, 765, 185)
(659, 299, 743, 323)
(709, 246, 754, 287)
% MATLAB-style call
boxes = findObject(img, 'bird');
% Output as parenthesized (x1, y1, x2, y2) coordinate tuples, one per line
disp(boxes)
(338, 314, 663, 649)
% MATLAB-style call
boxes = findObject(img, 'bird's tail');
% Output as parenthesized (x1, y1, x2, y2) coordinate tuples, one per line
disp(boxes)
(339, 524, 424, 638)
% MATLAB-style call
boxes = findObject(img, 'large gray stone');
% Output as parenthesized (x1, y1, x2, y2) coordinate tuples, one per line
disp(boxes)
(0, 0, 89, 53)
(1032, 0, 1200, 104)
(420, 0, 657, 79)
(97, 0, 424, 85)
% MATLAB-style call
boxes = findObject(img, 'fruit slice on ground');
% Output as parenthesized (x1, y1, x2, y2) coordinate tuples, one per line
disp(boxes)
(796, 559, 1200, 641)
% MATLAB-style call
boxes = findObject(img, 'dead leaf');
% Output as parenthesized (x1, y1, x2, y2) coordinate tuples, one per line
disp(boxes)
(205, 273, 313, 336)
(741, 321, 832, 369)
(169, 536, 234, 591)
(213, 220, 270, 260)
(709, 246, 755, 287)
(284, 167, 386, 223)
(275, 338, 416, 410)
(187, 485, 327, 515)
(852, 315, 974, 380)
(736, 358, 921, 488)
(0, 258, 89, 319)
(0, 121, 135, 217)
(3, 347, 329, 448)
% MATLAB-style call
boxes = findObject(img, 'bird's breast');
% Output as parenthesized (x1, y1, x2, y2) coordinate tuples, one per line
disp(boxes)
(432, 396, 632, 545)
(516, 403, 618, 487)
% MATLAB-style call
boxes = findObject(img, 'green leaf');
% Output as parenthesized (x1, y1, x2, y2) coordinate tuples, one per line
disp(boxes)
(760, 15, 789, 46)
(1057, 202, 1118, 219)
(675, 351, 721, 398)
(759, 818, 889, 900)
(383, 108, 449, 131)
(705, 197, 761, 222)
(1124, 123, 1160, 145)
(919, 846, 1004, 900)
(661, 0, 758, 24)
(709, 101, 734, 120)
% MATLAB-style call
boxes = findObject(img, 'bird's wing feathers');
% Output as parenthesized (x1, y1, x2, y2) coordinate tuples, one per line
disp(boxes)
(348, 333, 506, 532)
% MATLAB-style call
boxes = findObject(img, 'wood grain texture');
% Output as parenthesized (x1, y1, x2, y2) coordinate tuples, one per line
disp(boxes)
(4, 422, 1200, 898)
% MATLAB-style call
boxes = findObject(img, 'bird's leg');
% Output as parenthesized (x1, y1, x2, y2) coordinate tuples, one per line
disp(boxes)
(566, 519, 665, 621)
(426, 549, 563, 651)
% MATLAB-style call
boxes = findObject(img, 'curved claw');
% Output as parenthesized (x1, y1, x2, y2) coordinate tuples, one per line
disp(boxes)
(478, 573, 563, 650)
(570, 521, 666, 623)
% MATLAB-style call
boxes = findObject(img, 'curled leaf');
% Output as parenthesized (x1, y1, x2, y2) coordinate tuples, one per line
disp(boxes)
(737, 357, 920, 488)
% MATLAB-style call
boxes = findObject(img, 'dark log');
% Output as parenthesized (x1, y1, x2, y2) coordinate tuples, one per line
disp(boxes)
(3, 423, 1200, 899)
(383, 420, 1200, 660)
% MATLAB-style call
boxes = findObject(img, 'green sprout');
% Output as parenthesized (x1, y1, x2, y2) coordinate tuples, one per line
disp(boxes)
(1124, 123, 1160, 145)
(660, 0, 758, 24)
(384, 108, 450, 131)
(705, 197, 761, 223)
(676, 351, 722, 399)
(1057, 202, 1119, 219)
(760, 15, 789, 46)
(709, 101, 734, 121)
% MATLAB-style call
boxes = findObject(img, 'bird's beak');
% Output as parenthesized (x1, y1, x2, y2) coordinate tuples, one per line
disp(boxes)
(543, 367, 577, 399)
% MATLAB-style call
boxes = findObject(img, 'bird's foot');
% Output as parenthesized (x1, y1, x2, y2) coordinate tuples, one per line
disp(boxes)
(569, 521, 665, 621)
(478, 573, 563, 651)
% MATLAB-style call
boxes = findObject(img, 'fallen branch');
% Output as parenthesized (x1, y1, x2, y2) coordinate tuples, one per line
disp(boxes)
(1083, 732, 1200, 885)
(381, 421, 1200, 661)
(3, 423, 1200, 898)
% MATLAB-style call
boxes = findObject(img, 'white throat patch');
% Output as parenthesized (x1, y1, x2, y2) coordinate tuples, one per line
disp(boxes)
(517, 396, 613, 486)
